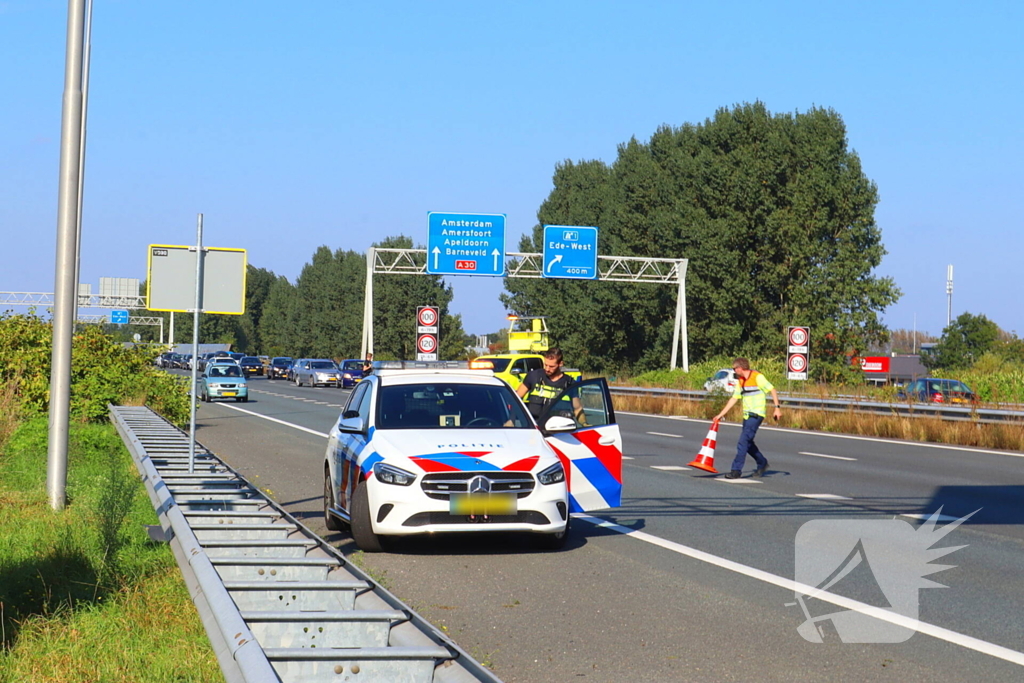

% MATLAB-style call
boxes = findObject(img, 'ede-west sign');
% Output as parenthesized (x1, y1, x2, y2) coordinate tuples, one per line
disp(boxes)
(543, 225, 598, 279)
(426, 212, 506, 276)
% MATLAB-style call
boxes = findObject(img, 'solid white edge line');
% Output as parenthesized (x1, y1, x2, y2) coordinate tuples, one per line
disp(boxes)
(617, 411, 1024, 458)
(799, 451, 857, 461)
(217, 402, 330, 438)
(572, 513, 1024, 667)
(647, 431, 683, 438)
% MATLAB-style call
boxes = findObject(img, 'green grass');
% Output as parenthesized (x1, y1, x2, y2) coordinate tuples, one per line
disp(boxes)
(0, 418, 221, 683)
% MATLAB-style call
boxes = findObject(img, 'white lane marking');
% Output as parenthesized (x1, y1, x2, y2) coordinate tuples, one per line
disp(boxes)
(796, 493, 852, 500)
(216, 403, 329, 438)
(902, 513, 960, 522)
(651, 465, 690, 471)
(715, 477, 762, 484)
(647, 431, 683, 438)
(573, 513, 1024, 667)
(313, 401, 329, 405)
(621, 456, 635, 460)
(799, 451, 857, 461)
(617, 411, 1024, 458)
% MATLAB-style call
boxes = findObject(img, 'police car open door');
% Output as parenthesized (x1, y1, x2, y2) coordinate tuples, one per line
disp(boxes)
(538, 378, 622, 513)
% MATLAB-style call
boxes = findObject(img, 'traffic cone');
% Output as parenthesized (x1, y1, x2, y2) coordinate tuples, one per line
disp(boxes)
(688, 419, 720, 473)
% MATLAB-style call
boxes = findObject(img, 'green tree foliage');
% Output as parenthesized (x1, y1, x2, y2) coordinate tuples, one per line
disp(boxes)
(0, 313, 190, 424)
(257, 275, 299, 357)
(926, 312, 1000, 370)
(502, 102, 900, 373)
(237, 265, 277, 353)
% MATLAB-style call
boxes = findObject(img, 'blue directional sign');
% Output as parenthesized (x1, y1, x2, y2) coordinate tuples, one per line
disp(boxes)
(110, 309, 130, 325)
(427, 212, 506, 276)
(543, 225, 599, 279)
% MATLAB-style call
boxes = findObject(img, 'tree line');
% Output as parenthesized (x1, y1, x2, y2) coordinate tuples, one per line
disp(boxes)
(502, 102, 901, 377)
(127, 235, 470, 361)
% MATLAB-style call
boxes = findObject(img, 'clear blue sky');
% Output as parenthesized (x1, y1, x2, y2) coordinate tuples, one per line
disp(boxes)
(2, 1, 1022, 342)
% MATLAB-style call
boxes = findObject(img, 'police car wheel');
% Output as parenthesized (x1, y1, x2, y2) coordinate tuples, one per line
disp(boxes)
(535, 518, 570, 551)
(351, 483, 386, 552)
(323, 472, 344, 532)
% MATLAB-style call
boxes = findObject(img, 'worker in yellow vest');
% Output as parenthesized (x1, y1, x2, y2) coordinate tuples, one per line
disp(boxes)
(713, 357, 782, 479)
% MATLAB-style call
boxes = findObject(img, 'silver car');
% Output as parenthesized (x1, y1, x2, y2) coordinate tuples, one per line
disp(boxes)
(294, 359, 342, 387)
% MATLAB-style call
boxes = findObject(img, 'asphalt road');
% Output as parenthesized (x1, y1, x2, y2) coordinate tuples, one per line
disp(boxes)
(182, 372, 1024, 682)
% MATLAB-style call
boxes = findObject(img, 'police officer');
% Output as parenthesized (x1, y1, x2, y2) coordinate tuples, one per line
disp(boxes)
(516, 348, 586, 425)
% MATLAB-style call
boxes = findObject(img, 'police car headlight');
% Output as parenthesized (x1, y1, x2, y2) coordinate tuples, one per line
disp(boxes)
(537, 462, 565, 485)
(373, 462, 416, 486)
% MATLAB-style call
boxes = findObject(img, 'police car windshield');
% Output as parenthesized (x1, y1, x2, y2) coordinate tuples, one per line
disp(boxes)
(377, 383, 532, 429)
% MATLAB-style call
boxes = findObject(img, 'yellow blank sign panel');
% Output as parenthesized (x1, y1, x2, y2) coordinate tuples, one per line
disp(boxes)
(147, 244, 247, 315)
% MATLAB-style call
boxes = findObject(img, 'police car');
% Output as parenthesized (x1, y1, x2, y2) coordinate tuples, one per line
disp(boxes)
(323, 361, 623, 552)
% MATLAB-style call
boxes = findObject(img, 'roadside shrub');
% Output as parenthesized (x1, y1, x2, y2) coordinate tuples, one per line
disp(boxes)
(0, 313, 191, 425)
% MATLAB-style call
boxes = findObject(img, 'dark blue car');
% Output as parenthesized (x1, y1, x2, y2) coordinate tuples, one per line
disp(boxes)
(338, 359, 365, 388)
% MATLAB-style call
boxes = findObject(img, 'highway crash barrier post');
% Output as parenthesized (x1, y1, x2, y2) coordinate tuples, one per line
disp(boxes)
(688, 419, 720, 473)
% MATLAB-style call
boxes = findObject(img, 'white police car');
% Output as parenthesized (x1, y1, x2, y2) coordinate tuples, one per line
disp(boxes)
(323, 361, 623, 551)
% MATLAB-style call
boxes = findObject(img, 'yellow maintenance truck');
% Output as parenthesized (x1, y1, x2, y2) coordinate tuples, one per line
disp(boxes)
(471, 316, 582, 392)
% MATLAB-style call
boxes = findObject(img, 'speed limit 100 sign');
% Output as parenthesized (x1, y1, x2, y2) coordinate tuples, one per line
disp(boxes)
(417, 306, 438, 328)
(788, 326, 808, 349)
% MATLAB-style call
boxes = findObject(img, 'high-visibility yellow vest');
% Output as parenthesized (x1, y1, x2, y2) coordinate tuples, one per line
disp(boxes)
(733, 370, 774, 418)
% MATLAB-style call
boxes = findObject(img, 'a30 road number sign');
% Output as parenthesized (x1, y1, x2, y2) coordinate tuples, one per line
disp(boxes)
(787, 326, 809, 380)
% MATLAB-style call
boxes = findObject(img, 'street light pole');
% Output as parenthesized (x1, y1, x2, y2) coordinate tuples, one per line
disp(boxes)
(48, 0, 88, 511)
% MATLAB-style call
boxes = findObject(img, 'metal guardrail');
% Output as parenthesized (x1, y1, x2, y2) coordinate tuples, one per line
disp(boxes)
(110, 405, 502, 683)
(609, 386, 1024, 424)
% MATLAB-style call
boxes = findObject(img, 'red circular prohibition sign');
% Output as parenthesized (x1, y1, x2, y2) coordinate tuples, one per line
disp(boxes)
(417, 334, 437, 353)
(418, 307, 438, 327)
(788, 354, 807, 373)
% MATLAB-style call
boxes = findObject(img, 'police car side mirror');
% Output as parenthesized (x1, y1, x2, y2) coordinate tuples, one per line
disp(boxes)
(338, 415, 366, 433)
(543, 416, 576, 433)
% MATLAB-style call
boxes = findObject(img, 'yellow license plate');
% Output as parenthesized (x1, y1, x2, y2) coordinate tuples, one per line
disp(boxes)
(222, 392, 237, 397)
(450, 493, 517, 515)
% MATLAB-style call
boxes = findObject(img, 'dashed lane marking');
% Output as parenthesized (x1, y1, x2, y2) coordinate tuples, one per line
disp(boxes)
(902, 512, 961, 522)
(646, 431, 683, 438)
(796, 493, 852, 500)
(715, 477, 763, 484)
(617, 411, 1024, 458)
(651, 465, 690, 471)
(799, 451, 857, 461)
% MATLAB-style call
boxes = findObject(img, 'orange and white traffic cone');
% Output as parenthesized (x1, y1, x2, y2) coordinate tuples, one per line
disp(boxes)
(688, 419, 720, 473)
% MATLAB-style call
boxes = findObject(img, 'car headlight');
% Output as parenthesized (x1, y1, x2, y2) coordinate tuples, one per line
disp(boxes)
(343, 373, 352, 379)
(537, 462, 565, 485)
(372, 462, 416, 486)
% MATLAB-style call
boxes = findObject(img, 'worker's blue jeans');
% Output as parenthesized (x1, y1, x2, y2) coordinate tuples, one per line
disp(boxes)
(731, 414, 768, 472)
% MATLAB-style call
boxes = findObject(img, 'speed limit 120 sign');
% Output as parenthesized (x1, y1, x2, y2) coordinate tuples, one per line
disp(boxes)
(416, 333, 438, 361)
